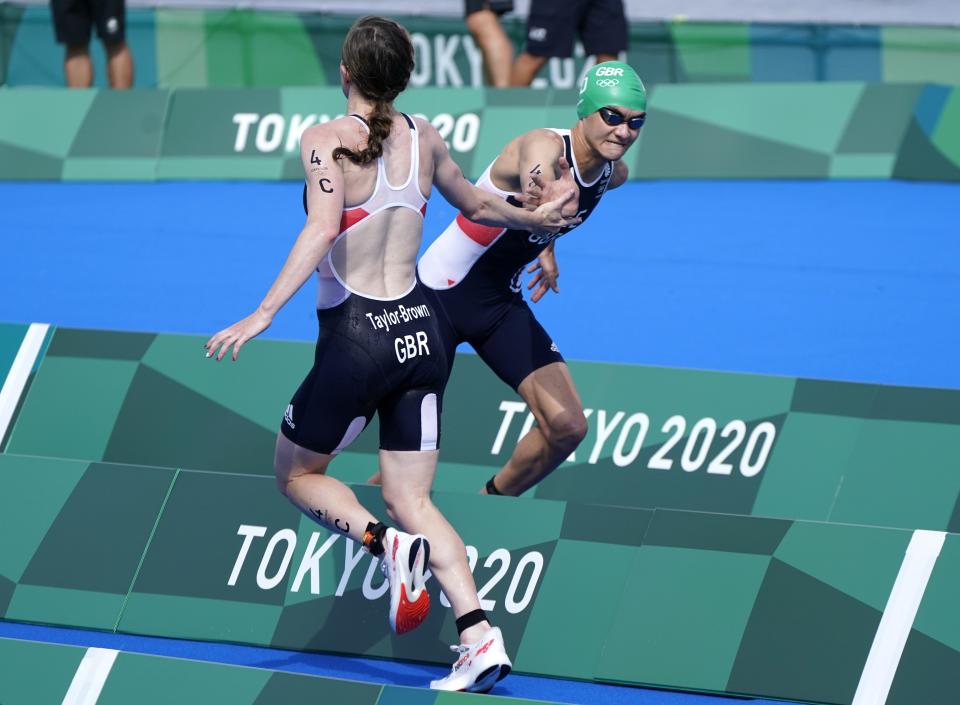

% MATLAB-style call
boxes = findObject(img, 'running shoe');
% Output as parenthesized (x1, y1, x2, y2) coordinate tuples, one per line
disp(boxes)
(380, 527, 431, 634)
(430, 626, 512, 693)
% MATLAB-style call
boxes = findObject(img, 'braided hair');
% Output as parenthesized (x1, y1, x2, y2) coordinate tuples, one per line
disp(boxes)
(333, 16, 415, 165)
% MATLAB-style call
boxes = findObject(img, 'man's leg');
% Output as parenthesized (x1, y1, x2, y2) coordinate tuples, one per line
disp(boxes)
(466, 9, 514, 87)
(582, 0, 628, 68)
(509, 52, 547, 87)
(64, 44, 93, 87)
(53, 0, 94, 88)
(487, 362, 586, 496)
(105, 40, 133, 89)
(510, 0, 574, 86)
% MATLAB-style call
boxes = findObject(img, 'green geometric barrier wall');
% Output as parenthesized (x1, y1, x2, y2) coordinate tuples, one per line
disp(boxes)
(0, 322, 29, 447)
(1, 454, 958, 704)
(0, 322, 29, 378)
(3, 6, 960, 89)
(0, 638, 562, 704)
(889, 537, 960, 703)
(1, 83, 959, 181)
(0, 455, 176, 630)
(6, 326, 960, 533)
(2, 327, 312, 470)
(637, 82, 960, 180)
(0, 322, 51, 450)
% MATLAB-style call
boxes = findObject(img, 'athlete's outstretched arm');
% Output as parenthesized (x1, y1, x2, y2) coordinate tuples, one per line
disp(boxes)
(425, 121, 579, 232)
(205, 125, 345, 362)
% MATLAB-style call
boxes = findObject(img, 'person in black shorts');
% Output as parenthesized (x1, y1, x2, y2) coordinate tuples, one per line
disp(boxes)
(510, 0, 627, 86)
(416, 61, 647, 497)
(204, 16, 577, 692)
(464, 0, 515, 87)
(51, 0, 134, 88)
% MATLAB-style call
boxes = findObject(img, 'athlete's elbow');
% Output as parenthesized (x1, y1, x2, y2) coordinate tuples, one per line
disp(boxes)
(320, 229, 340, 246)
(303, 223, 338, 245)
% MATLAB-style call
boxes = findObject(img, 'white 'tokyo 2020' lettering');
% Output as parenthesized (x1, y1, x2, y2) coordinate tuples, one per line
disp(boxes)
(492, 401, 777, 477)
(228, 525, 543, 615)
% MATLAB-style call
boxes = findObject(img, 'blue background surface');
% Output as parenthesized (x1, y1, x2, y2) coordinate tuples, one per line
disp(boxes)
(2, 180, 957, 388)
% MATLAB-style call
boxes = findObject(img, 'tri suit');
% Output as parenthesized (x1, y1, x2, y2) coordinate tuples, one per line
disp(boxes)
(282, 113, 447, 454)
(417, 128, 614, 390)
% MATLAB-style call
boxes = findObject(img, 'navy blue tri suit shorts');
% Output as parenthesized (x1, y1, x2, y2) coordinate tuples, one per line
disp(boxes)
(421, 276, 564, 392)
(280, 284, 447, 454)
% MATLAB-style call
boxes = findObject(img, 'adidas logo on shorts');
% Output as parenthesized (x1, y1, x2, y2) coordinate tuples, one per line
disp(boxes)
(284, 404, 296, 429)
(550, 341, 559, 353)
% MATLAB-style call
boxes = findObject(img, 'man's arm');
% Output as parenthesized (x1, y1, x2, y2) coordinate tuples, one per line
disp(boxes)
(515, 129, 567, 194)
(205, 124, 344, 361)
(507, 129, 579, 217)
(527, 240, 560, 303)
(509, 131, 574, 302)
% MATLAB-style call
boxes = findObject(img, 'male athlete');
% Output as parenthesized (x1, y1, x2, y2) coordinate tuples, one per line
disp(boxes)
(419, 61, 647, 496)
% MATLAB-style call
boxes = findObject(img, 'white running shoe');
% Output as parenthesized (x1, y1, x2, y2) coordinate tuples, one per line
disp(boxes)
(380, 527, 430, 634)
(430, 626, 512, 693)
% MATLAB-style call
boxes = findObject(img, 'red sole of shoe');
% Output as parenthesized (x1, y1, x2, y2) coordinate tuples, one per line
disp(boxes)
(394, 583, 430, 634)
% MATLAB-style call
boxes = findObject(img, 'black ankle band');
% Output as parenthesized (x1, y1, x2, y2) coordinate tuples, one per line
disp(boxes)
(363, 521, 387, 557)
(485, 476, 503, 496)
(456, 609, 488, 635)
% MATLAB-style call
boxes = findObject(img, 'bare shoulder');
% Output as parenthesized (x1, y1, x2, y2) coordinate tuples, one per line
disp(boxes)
(498, 128, 563, 171)
(412, 115, 442, 143)
(410, 115, 448, 161)
(300, 120, 344, 155)
(518, 128, 565, 153)
(303, 116, 364, 142)
(488, 128, 565, 189)
(411, 114, 434, 132)
(300, 121, 331, 141)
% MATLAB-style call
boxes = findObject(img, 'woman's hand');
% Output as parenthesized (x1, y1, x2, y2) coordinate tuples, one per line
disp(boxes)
(204, 308, 273, 362)
(531, 187, 581, 233)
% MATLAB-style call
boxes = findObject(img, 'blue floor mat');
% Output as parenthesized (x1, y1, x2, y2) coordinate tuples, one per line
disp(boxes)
(0, 621, 793, 705)
(1, 180, 958, 388)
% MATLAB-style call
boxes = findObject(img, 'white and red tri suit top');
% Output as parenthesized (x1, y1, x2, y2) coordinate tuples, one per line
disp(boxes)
(304, 113, 428, 309)
(417, 128, 613, 299)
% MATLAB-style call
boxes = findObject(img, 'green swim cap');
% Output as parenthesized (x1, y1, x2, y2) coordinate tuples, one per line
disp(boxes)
(576, 61, 647, 120)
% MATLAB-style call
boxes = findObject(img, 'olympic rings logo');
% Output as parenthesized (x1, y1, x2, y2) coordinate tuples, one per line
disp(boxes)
(595, 79, 620, 87)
